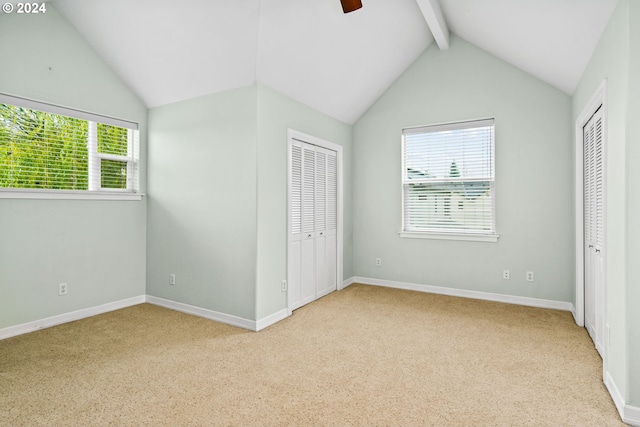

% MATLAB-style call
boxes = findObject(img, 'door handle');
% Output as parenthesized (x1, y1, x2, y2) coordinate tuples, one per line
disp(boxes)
(320, 232, 324, 236)
(588, 244, 594, 248)
(595, 249, 601, 253)
(307, 234, 312, 238)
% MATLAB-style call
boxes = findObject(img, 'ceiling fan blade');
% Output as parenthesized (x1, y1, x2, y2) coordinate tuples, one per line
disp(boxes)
(340, 0, 362, 13)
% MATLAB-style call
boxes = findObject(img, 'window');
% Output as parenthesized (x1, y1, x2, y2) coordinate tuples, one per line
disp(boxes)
(0, 94, 139, 199)
(401, 118, 497, 242)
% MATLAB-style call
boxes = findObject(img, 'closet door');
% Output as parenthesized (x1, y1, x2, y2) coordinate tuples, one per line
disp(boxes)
(324, 149, 338, 293)
(583, 106, 604, 356)
(300, 143, 317, 307)
(288, 142, 303, 310)
(288, 139, 338, 311)
(314, 148, 328, 297)
(288, 140, 316, 310)
(314, 147, 338, 298)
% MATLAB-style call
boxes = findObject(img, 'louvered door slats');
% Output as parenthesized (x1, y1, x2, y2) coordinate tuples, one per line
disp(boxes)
(315, 149, 326, 233)
(583, 105, 605, 356)
(594, 117, 604, 248)
(302, 146, 315, 235)
(291, 145, 302, 235)
(289, 138, 338, 311)
(327, 150, 337, 232)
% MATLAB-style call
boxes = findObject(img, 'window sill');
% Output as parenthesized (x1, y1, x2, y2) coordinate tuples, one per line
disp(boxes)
(399, 231, 499, 242)
(0, 189, 143, 201)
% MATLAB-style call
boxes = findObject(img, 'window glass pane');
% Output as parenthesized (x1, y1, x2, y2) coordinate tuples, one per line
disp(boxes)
(404, 125, 493, 180)
(402, 119, 495, 235)
(97, 123, 128, 156)
(0, 104, 89, 190)
(404, 182, 493, 232)
(1, 97, 138, 195)
(100, 159, 127, 189)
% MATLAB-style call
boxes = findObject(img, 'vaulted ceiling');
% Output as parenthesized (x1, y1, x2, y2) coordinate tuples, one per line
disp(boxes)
(52, 0, 618, 124)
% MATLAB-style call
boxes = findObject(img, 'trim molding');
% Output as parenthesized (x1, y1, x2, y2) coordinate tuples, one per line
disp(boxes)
(0, 295, 145, 340)
(2, 295, 292, 338)
(256, 309, 289, 332)
(606, 371, 640, 426)
(570, 304, 578, 323)
(606, 371, 626, 417)
(627, 405, 640, 426)
(351, 276, 573, 311)
(342, 277, 356, 289)
(145, 295, 255, 331)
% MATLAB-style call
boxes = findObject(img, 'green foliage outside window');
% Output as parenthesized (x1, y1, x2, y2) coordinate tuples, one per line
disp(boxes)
(0, 104, 131, 191)
(98, 123, 129, 189)
(0, 104, 89, 190)
(97, 123, 128, 156)
(100, 159, 127, 189)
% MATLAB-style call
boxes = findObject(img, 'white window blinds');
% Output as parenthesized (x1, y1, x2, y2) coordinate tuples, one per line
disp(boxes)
(0, 94, 138, 194)
(402, 118, 495, 236)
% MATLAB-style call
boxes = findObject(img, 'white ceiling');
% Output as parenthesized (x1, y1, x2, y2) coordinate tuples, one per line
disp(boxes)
(52, 0, 617, 124)
(440, 0, 618, 95)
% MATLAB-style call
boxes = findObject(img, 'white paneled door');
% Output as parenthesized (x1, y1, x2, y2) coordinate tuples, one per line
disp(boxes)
(583, 105, 605, 357)
(288, 136, 338, 312)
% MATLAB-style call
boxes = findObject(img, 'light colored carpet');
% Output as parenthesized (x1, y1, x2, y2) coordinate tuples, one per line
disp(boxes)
(0, 284, 624, 426)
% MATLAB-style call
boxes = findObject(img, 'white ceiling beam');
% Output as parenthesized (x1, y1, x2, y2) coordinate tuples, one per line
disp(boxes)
(415, 0, 449, 50)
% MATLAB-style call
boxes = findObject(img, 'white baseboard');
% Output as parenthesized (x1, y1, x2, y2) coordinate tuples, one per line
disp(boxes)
(605, 372, 640, 426)
(606, 371, 626, 418)
(145, 295, 256, 331)
(627, 405, 640, 426)
(147, 296, 290, 332)
(341, 277, 356, 289)
(255, 308, 289, 332)
(350, 276, 574, 311)
(0, 295, 145, 340)
(2, 294, 292, 338)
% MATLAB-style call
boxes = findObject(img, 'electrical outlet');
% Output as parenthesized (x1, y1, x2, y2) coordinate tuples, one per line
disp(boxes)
(169, 273, 176, 285)
(58, 283, 68, 296)
(281, 280, 287, 292)
(502, 270, 510, 280)
(375, 258, 382, 267)
(526, 271, 534, 282)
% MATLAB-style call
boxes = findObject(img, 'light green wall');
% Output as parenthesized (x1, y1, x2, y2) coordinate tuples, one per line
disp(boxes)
(146, 83, 352, 321)
(572, 0, 630, 402)
(353, 36, 573, 301)
(626, 0, 640, 407)
(0, 5, 148, 329)
(255, 83, 352, 319)
(146, 86, 258, 320)
(5, 9, 636, 409)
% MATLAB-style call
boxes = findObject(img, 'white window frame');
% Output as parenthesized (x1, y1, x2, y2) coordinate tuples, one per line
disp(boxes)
(399, 118, 498, 242)
(0, 93, 141, 200)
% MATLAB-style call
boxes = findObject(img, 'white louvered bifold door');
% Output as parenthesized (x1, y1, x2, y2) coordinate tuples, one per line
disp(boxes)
(288, 140, 338, 311)
(314, 147, 338, 298)
(288, 141, 303, 309)
(300, 143, 317, 307)
(325, 149, 338, 294)
(314, 148, 328, 297)
(583, 106, 604, 357)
